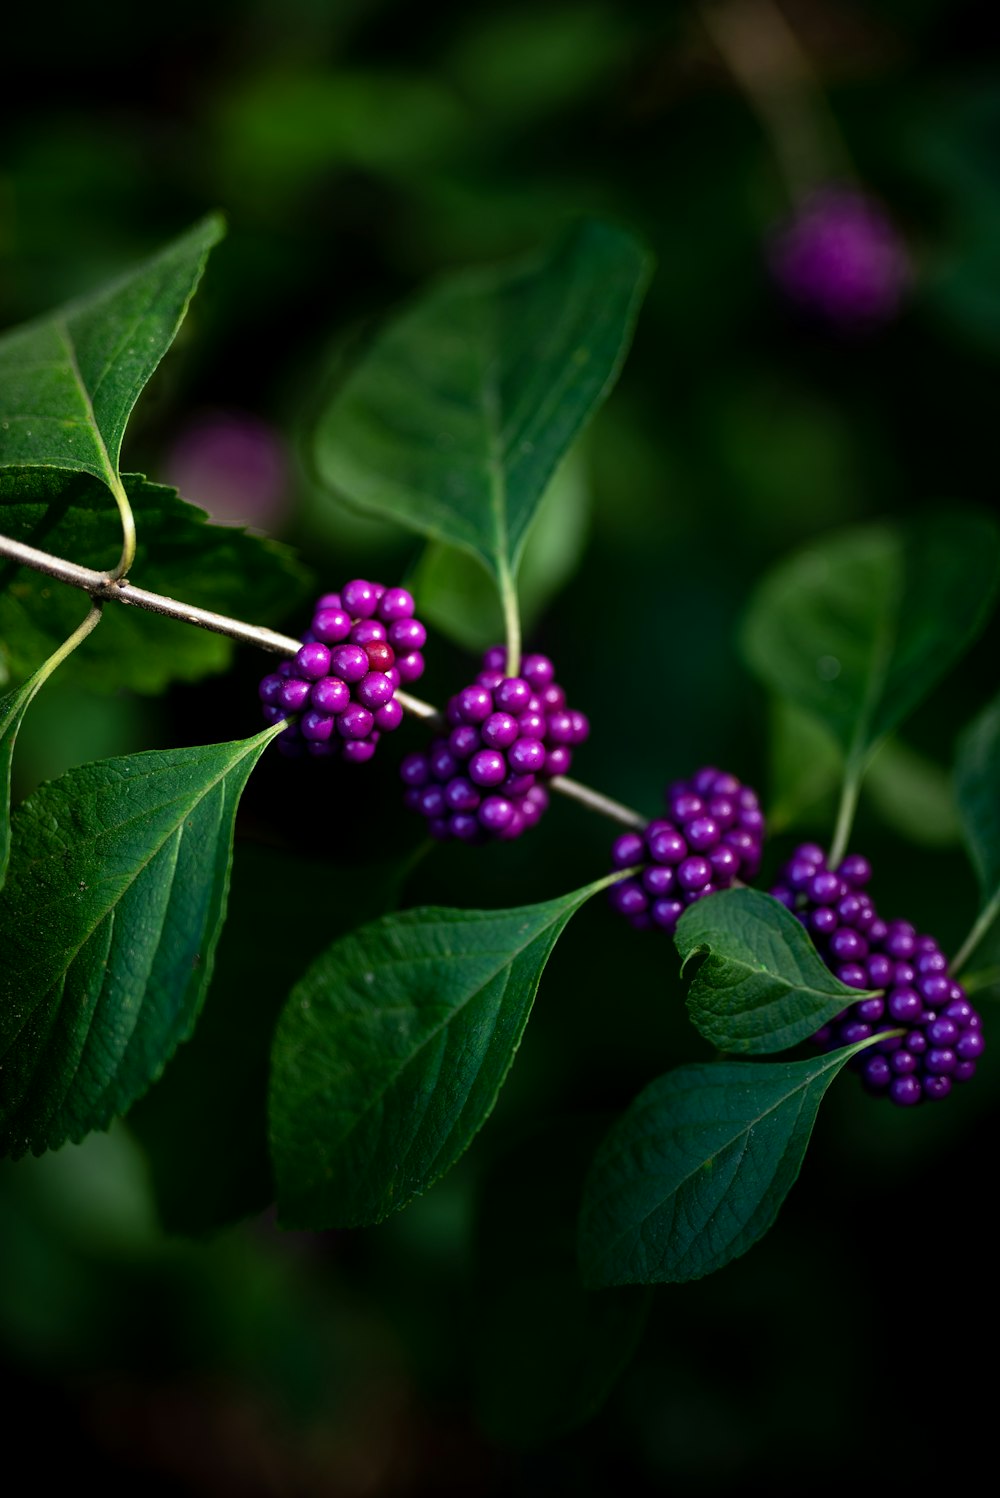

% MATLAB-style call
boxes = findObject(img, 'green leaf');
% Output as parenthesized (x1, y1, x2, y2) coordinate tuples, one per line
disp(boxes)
(741, 514, 1000, 781)
(0, 471, 309, 693)
(578, 1046, 866, 1287)
(0, 679, 36, 890)
(312, 220, 650, 595)
(1, 603, 103, 890)
(410, 444, 590, 652)
(269, 875, 614, 1229)
(954, 691, 1000, 964)
(866, 737, 960, 847)
(0, 216, 223, 496)
(0, 723, 282, 1159)
(675, 889, 875, 1055)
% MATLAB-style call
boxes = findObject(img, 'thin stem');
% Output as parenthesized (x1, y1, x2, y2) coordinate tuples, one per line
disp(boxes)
(0, 531, 303, 656)
(498, 558, 521, 679)
(109, 473, 137, 581)
(1, 528, 653, 832)
(549, 775, 648, 830)
(30, 600, 105, 691)
(827, 771, 860, 869)
(950, 897, 1000, 979)
(699, 0, 853, 199)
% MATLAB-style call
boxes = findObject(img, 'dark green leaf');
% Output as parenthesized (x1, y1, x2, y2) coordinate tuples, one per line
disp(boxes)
(578, 1047, 866, 1287)
(410, 445, 590, 651)
(312, 220, 649, 592)
(676, 888, 877, 1056)
(269, 875, 613, 1229)
(0, 216, 222, 492)
(866, 738, 960, 847)
(0, 723, 282, 1159)
(0, 471, 309, 692)
(741, 515, 1000, 780)
(1, 603, 103, 889)
(128, 844, 407, 1236)
(0, 679, 36, 890)
(955, 691, 1000, 962)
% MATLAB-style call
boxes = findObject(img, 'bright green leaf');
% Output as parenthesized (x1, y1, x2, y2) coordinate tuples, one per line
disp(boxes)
(741, 515, 1000, 782)
(0, 471, 309, 693)
(0, 723, 282, 1159)
(269, 875, 615, 1229)
(312, 220, 650, 600)
(675, 888, 875, 1055)
(578, 1046, 867, 1287)
(0, 216, 223, 504)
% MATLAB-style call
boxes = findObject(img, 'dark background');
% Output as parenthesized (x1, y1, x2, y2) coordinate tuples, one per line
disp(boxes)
(2, 2, 999, 1491)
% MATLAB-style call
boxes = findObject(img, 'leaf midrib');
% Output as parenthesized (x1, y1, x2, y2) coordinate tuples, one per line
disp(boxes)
(53, 318, 122, 498)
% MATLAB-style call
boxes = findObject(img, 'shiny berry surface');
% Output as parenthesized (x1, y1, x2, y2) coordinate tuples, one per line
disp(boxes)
(770, 845, 984, 1106)
(259, 581, 426, 763)
(608, 767, 764, 934)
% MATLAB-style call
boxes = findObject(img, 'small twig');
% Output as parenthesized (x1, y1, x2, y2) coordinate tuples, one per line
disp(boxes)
(1, 528, 651, 832)
(549, 775, 648, 830)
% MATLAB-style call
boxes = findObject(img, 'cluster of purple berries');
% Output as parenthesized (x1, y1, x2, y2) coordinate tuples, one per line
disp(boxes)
(258, 581, 427, 762)
(768, 184, 911, 329)
(400, 647, 588, 842)
(771, 844, 984, 1106)
(607, 767, 764, 933)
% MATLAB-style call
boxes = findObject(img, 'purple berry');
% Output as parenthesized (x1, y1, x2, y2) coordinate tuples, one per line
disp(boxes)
(770, 844, 984, 1107)
(768, 185, 911, 328)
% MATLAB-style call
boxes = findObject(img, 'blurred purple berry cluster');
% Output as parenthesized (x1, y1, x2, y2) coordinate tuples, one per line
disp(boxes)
(769, 185, 911, 328)
(258, 580, 426, 761)
(771, 843, 984, 1105)
(608, 767, 764, 933)
(400, 647, 588, 842)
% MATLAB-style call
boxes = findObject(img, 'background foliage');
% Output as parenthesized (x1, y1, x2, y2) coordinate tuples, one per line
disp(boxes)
(3, 1, 1000, 1491)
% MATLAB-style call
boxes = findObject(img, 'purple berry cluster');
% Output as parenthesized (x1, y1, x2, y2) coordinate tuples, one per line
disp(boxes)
(400, 647, 588, 842)
(608, 767, 764, 933)
(771, 844, 984, 1106)
(768, 184, 911, 328)
(258, 580, 427, 762)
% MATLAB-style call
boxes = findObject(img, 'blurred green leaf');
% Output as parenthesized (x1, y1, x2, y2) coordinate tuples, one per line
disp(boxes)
(676, 888, 874, 1056)
(312, 220, 650, 613)
(411, 445, 589, 651)
(955, 691, 1000, 965)
(270, 877, 612, 1229)
(741, 515, 1000, 784)
(766, 698, 842, 834)
(578, 1047, 866, 1287)
(0, 215, 222, 502)
(866, 737, 960, 846)
(0, 471, 309, 693)
(0, 723, 282, 1159)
